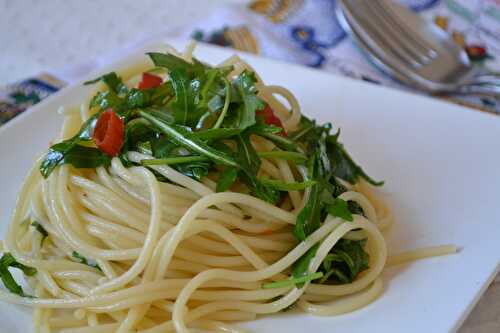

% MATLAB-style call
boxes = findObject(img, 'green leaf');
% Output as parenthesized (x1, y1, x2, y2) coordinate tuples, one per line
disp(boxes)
(260, 179, 316, 191)
(126, 89, 149, 108)
(77, 112, 101, 141)
(72, 251, 102, 271)
(293, 186, 322, 241)
(293, 155, 323, 241)
(31, 221, 48, 245)
(232, 70, 265, 130)
(61, 145, 111, 169)
(235, 134, 261, 174)
(207, 83, 230, 123)
(258, 132, 299, 152)
(326, 198, 353, 222)
(216, 167, 238, 192)
(234, 134, 280, 203)
(41, 143, 111, 177)
(175, 159, 210, 181)
(248, 124, 283, 135)
(319, 239, 369, 284)
(192, 128, 242, 141)
(326, 133, 383, 186)
(123, 119, 157, 152)
(262, 271, 323, 289)
(84, 72, 127, 94)
(40, 110, 104, 178)
(292, 244, 319, 288)
(288, 116, 316, 142)
(0, 253, 37, 297)
(89, 90, 125, 111)
(140, 111, 238, 168)
(257, 150, 307, 163)
(141, 156, 209, 166)
(147, 52, 205, 75)
(169, 69, 202, 126)
(148, 136, 212, 181)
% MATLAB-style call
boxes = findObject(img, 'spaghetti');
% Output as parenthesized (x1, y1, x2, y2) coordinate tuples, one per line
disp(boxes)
(0, 43, 456, 333)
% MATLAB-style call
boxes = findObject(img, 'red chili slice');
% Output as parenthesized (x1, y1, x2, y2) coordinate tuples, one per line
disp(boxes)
(138, 72, 163, 90)
(256, 105, 287, 136)
(93, 109, 125, 157)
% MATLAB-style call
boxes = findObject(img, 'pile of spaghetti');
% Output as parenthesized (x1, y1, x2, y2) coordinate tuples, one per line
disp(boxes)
(0, 43, 455, 333)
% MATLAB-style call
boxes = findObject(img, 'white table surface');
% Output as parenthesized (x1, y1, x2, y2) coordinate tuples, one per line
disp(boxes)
(0, 1, 498, 332)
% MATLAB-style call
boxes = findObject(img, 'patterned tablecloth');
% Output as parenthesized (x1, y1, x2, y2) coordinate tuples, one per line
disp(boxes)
(0, 0, 499, 332)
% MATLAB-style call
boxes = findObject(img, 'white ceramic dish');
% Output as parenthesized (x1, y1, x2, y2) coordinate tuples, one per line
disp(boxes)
(0, 40, 499, 333)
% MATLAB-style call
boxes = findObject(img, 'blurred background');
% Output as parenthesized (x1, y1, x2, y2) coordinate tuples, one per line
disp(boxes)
(0, 2, 499, 331)
(0, 0, 244, 84)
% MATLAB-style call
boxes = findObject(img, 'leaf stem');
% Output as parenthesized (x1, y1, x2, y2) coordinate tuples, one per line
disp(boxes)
(257, 151, 307, 162)
(262, 272, 323, 289)
(141, 156, 209, 166)
(213, 77, 231, 129)
(139, 111, 238, 168)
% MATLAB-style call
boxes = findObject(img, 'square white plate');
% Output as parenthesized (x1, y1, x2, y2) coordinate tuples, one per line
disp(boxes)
(1, 40, 499, 333)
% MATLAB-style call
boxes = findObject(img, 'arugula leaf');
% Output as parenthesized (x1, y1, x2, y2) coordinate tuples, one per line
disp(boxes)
(258, 132, 300, 152)
(234, 134, 281, 203)
(326, 135, 383, 186)
(293, 186, 322, 241)
(77, 112, 102, 141)
(0, 253, 37, 297)
(257, 150, 307, 163)
(248, 124, 283, 135)
(260, 179, 316, 191)
(89, 90, 125, 111)
(62, 145, 111, 168)
(288, 116, 316, 142)
(174, 159, 210, 181)
(262, 271, 323, 289)
(326, 198, 353, 222)
(192, 128, 242, 141)
(232, 70, 264, 130)
(147, 52, 205, 75)
(40, 111, 104, 178)
(211, 77, 231, 128)
(319, 239, 369, 284)
(31, 221, 48, 245)
(148, 137, 211, 180)
(293, 155, 323, 241)
(292, 243, 319, 288)
(72, 251, 102, 271)
(84, 72, 127, 94)
(325, 179, 364, 215)
(169, 69, 202, 126)
(41, 143, 110, 177)
(126, 89, 149, 109)
(140, 111, 238, 168)
(150, 136, 178, 158)
(142, 156, 208, 166)
(216, 167, 238, 192)
(235, 134, 261, 175)
(123, 119, 157, 152)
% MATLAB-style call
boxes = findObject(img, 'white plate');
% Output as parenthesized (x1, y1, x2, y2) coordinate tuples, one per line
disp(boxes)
(1, 40, 499, 333)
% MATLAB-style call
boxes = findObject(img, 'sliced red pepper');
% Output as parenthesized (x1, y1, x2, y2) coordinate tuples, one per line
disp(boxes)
(138, 72, 163, 90)
(256, 105, 287, 136)
(93, 109, 125, 157)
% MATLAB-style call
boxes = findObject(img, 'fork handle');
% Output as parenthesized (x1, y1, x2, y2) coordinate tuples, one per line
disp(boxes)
(471, 74, 500, 87)
(461, 69, 500, 87)
(457, 83, 500, 98)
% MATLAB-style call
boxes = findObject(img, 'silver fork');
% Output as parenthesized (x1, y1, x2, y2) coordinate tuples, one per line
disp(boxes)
(336, 0, 500, 97)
